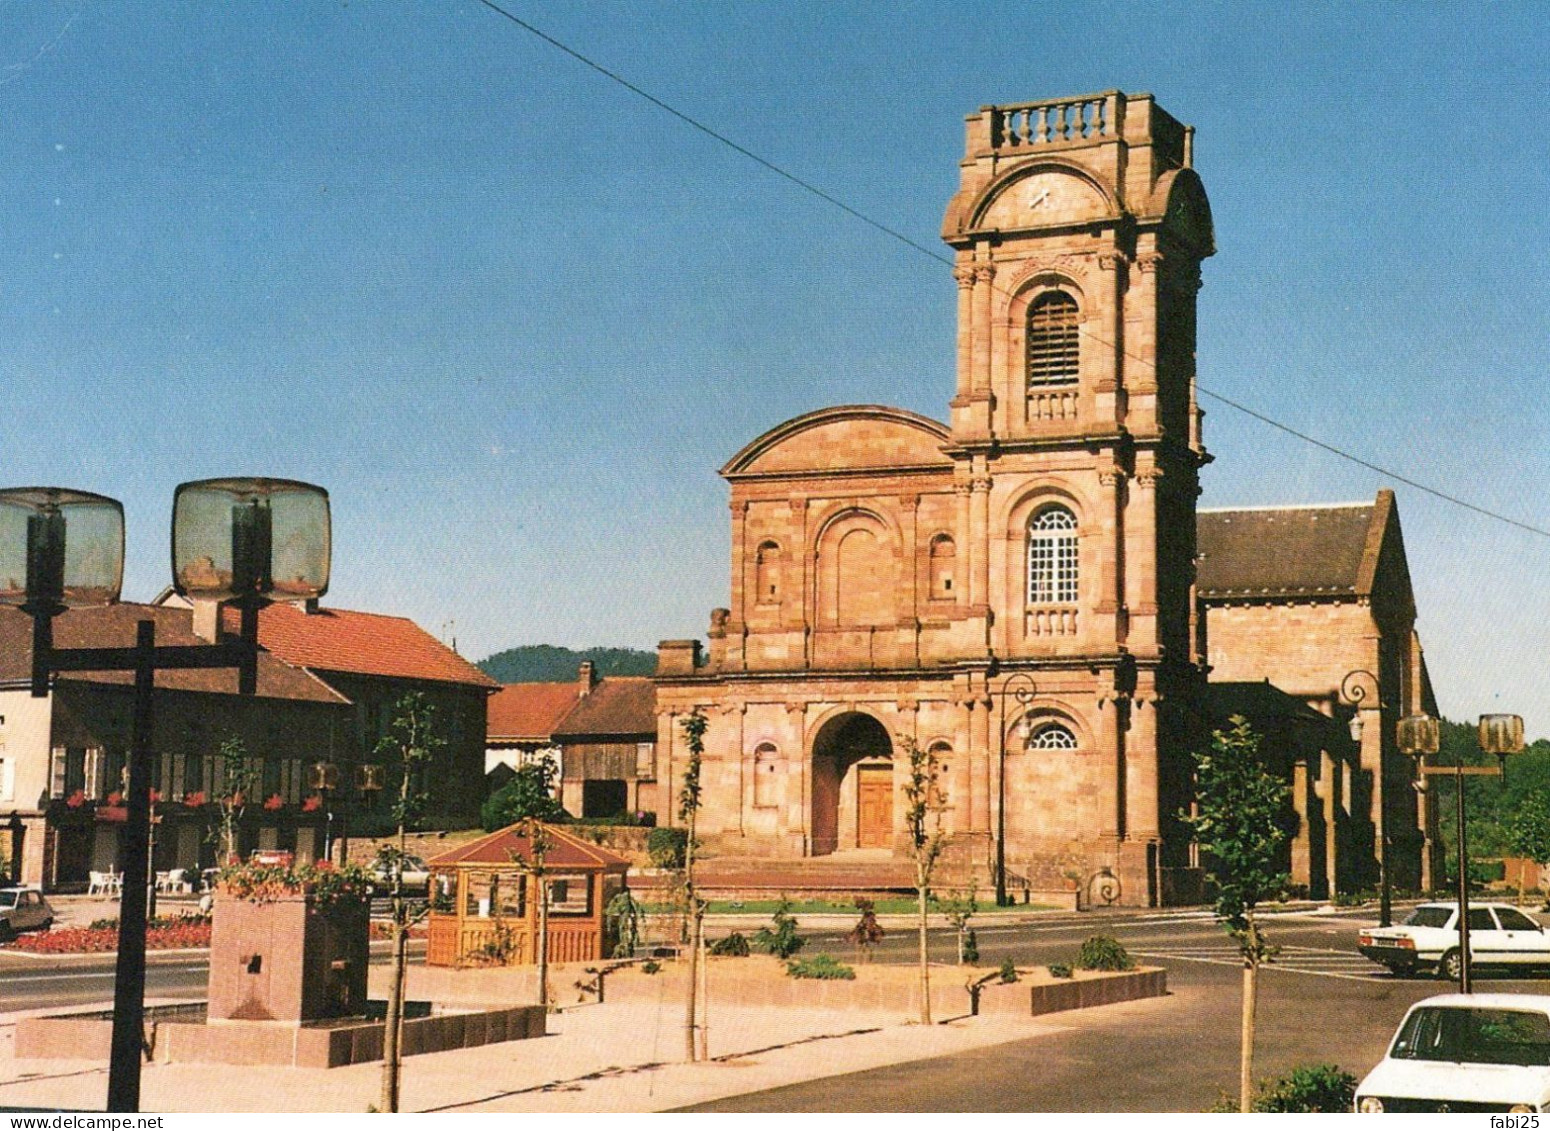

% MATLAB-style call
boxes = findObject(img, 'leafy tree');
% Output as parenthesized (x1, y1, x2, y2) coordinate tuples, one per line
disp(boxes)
(481, 752, 563, 830)
(901, 735, 947, 1025)
(934, 889, 978, 965)
(1504, 788, 1550, 903)
(374, 693, 443, 1114)
(476, 645, 657, 683)
(678, 708, 708, 1062)
(1181, 717, 1291, 1114)
(753, 897, 805, 959)
(214, 735, 260, 866)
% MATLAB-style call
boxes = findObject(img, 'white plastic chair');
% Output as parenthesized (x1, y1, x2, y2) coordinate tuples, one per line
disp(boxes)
(87, 871, 109, 895)
(166, 868, 190, 894)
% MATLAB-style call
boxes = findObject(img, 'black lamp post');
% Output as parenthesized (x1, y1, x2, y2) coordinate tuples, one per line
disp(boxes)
(1339, 669, 1389, 926)
(0, 478, 330, 1113)
(1398, 711, 1524, 994)
(995, 673, 1036, 907)
(310, 760, 341, 864)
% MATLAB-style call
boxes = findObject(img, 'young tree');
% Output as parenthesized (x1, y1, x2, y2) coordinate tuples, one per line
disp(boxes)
(678, 708, 708, 1062)
(900, 736, 947, 1025)
(1504, 789, 1550, 905)
(374, 693, 442, 1115)
(936, 889, 979, 965)
(1182, 716, 1291, 1114)
(215, 736, 260, 865)
(513, 818, 554, 1010)
(480, 752, 564, 830)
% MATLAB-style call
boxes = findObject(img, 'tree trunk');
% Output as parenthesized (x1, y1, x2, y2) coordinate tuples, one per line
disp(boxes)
(537, 874, 550, 1011)
(1239, 955, 1258, 1113)
(696, 909, 708, 1061)
(684, 809, 699, 1062)
(918, 878, 931, 1026)
(379, 809, 410, 1112)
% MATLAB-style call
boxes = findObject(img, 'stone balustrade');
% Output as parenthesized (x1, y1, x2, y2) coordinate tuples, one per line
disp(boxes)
(991, 93, 1119, 151)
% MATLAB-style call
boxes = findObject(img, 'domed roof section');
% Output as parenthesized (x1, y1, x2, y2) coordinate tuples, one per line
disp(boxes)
(721, 405, 952, 480)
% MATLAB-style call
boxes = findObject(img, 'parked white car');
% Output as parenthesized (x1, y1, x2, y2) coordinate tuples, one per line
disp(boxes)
(0, 886, 55, 942)
(1358, 902, 1550, 979)
(1356, 994, 1550, 1112)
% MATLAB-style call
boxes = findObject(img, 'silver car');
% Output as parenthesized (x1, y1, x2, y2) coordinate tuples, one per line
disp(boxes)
(0, 887, 55, 941)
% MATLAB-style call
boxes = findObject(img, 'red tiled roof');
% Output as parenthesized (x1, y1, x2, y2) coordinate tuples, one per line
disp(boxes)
(0, 604, 347, 704)
(551, 678, 656, 740)
(224, 603, 499, 689)
(487, 682, 580, 742)
(427, 821, 630, 870)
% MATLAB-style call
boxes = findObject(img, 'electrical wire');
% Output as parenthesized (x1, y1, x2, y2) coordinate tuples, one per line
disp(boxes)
(472, 0, 1550, 541)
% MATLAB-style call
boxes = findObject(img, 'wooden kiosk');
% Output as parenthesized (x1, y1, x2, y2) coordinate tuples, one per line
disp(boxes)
(425, 821, 631, 967)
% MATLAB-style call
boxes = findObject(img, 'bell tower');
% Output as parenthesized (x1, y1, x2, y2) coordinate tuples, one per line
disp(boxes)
(940, 91, 1215, 902)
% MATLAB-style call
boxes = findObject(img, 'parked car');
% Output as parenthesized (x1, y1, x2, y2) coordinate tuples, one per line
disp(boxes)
(0, 887, 55, 941)
(1356, 993, 1550, 1112)
(370, 854, 430, 895)
(1358, 901, 1549, 979)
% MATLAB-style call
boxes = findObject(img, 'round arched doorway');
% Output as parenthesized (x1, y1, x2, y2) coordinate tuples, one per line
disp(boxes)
(810, 712, 893, 856)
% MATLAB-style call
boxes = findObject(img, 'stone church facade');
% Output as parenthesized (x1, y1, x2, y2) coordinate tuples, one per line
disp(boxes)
(654, 92, 1215, 906)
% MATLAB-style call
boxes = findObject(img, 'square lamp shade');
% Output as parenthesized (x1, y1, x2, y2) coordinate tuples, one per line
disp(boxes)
(0, 487, 124, 609)
(1479, 714, 1526, 756)
(1396, 713, 1440, 757)
(172, 478, 330, 602)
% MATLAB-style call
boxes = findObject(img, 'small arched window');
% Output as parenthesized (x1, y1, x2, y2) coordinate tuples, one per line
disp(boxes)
(1026, 291, 1080, 388)
(1028, 506, 1078, 604)
(928, 534, 956, 600)
(753, 743, 780, 808)
(928, 741, 953, 808)
(1027, 722, 1078, 750)
(755, 541, 783, 605)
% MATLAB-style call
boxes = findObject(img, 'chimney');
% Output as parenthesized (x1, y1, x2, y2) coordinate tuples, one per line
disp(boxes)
(191, 598, 222, 643)
(577, 661, 597, 697)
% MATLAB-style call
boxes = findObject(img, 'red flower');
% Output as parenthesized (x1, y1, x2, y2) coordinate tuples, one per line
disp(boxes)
(263, 794, 285, 811)
(149, 789, 162, 804)
(64, 789, 87, 809)
(182, 790, 207, 807)
(105, 790, 124, 806)
(301, 795, 322, 813)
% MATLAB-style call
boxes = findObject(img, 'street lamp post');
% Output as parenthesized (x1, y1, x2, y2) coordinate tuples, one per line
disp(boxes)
(995, 673, 1036, 907)
(0, 479, 330, 1113)
(1397, 711, 1524, 994)
(1340, 670, 1388, 926)
(310, 761, 341, 864)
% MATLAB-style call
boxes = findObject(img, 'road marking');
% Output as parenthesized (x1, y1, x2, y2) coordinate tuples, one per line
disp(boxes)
(1131, 945, 1398, 983)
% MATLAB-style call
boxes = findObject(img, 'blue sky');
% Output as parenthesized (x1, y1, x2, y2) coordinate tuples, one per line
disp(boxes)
(4, 3, 1548, 735)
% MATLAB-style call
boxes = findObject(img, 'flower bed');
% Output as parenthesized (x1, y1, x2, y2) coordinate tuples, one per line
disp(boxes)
(4, 916, 213, 954)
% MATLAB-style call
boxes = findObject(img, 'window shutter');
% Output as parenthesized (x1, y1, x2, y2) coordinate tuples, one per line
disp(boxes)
(84, 747, 102, 800)
(50, 746, 67, 798)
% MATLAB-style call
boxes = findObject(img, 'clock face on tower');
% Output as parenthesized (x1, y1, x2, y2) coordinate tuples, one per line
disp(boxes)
(978, 169, 1110, 231)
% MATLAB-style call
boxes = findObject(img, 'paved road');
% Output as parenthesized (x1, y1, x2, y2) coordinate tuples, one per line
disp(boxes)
(687, 907, 1550, 1112)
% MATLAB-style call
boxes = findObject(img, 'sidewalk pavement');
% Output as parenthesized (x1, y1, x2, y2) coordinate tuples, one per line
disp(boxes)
(0, 994, 1109, 1113)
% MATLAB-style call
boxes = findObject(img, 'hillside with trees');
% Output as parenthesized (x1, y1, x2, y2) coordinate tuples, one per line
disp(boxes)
(476, 644, 657, 683)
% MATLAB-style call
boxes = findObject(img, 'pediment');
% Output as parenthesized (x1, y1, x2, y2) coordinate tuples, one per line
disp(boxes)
(722, 405, 952, 478)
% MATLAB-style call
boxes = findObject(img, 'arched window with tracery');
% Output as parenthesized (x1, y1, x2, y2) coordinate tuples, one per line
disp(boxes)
(1026, 291, 1080, 388)
(755, 541, 783, 605)
(1026, 721, 1078, 750)
(928, 534, 956, 600)
(1027, 505, 1078, 604)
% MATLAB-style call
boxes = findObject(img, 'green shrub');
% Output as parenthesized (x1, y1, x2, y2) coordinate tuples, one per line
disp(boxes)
(998, 957, 1019, 984)
(753, 897, 805, 959)
(785, 954, 855, 980)
(1076, 935, 1133, 971)
(646, 827, 688, 870)
(961, 927, 979, 965)
(640, 959, 661, 975)
(709, 931, 751, 957)
(480, 755, 564, 830)
(1047, 962, 1073, 979)
(1210, 1064, 1357, 1113)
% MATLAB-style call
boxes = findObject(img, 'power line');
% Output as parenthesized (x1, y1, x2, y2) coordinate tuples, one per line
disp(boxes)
(473, 0, 1550, 542)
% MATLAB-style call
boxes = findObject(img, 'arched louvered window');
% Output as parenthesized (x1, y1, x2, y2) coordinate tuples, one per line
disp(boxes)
(1027, 722, 1079, 750)
(1028, 506, 1078, 604)
(1026, 291, 1080, 387)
